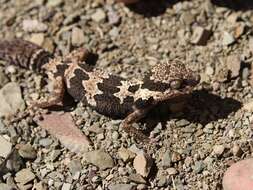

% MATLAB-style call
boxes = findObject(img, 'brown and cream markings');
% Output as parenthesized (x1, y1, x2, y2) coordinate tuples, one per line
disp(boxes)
(0, 39, 200, 142)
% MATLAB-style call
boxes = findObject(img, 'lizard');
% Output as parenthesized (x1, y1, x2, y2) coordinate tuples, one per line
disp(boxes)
(0, 38, 200, 142)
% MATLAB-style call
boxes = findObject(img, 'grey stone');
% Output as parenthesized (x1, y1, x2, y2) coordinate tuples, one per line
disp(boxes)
(84, 150, 114, 170)
(91, 9, 106, 23)
(118, 147, 136, 162)
(161, 150, 172, 168)
(222, 31, 235, 46)
(46, 0, 63, 7)
(22, 19, 48, 32)
(87, 123, 104, 134)
(0, 82, 25, 117)
(0, 69, 9, 88)
(4, 150, 23, 172)
(232, 144, 243, 157)
(212, 145, 225, 156)
(29, 33, 44, 46)
(0, 183, 15, 190)
(180, 12, 195, 25)
(109, 27, 119, 38)
(166, 167, 178, 175)
(171, 152, 182, 163)
(0, 119, 6, 134)
(68, 159, 82, 175)
(176, 119, 190, 127)
(205, 66, 214, 76)
(129, 174, 146, 184)
(62, 183, 71, 190)
(63, 10, 83, 25)
(106, 6, 121, 25)
(71, 27, 85, 46)
(193, 161, 205, 174)
(15, 169, 35, 184)
(226, 55, 241, 78)
(8, 126, 18, 141)
(50, 149, 61, 161)
(0, 136, 12, 158)
(112, 131, 119, 140)
(18, 144, 37, 160)
(39, 138, 53, 147)
(242, 67, 250, 80)
(108, 184, 135, 190)
(157, 176, 168, 187)
(191, 26, 212, 45)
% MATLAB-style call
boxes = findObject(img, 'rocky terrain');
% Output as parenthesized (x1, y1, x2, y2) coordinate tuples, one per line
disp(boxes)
(0, 0, 253, 189)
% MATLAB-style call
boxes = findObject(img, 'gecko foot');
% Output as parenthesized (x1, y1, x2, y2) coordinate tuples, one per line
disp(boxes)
(122, 123, 150, 143)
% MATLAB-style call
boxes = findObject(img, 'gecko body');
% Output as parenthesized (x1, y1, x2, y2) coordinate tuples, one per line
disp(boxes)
(0, 39, 200, 141)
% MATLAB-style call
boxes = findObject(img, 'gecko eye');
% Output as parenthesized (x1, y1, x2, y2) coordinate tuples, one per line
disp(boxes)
(170, 79, 182, 89)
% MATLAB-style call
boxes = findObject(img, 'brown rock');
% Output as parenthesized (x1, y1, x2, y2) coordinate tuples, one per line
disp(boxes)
(29, 33, 45, 46)
(191, 26, 212, 45)
(118, 147, 136, 162)
(226, 55, 241, 78)
(133, 153, 153, 177)
(223, 158, 253, 190)
(36, 112, 91, 154)
(71, 27, 85, 47)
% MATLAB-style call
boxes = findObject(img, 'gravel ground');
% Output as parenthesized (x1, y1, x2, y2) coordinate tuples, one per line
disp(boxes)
(0, 0, 253, 189)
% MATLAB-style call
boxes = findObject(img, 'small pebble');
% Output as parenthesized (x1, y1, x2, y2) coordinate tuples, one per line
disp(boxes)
(29, 33, 45, 46)
(232, 144, 243, 157)
(118, 147, 136, 162)
(84, 150, 114, 170)
(62, 183, 72, 190)
(71, 27, 85, 46)
(226, 55, 241, 78)
(212, 145, 225, 156)
(0, 136, 12, 158)
(0, 82, 25, 117)
(222, 31, 235, 46)
(166, 167, 178, 175)
(191, 26, 212, 45)
(161, 150, 172, 168)
(22, 19, 48, 32)
(108, 184, 135, 190)
(39, 138, 53, 147)
(15, 169, 35, 184)
(91, 9, 106, 23)
(18, 144, 37, 160)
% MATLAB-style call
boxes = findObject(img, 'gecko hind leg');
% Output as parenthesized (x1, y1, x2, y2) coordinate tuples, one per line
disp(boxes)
(32, 76, 65, 108)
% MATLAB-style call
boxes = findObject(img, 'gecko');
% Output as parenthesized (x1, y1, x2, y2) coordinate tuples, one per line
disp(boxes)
(0, 38, 200, 142)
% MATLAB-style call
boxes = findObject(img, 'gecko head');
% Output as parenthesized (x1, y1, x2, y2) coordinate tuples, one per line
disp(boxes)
(64, 48, 90, 63)
(149, 59, 200, 93)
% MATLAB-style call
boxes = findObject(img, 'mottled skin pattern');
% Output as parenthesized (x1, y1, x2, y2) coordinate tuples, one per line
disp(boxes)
(0, 39, 200, 142)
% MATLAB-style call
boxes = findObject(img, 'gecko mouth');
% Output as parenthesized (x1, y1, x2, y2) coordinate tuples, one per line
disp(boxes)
(184, 74, 201, 87)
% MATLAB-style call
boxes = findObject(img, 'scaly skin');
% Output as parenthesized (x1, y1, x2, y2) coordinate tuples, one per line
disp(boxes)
(0, 38, 200, 142)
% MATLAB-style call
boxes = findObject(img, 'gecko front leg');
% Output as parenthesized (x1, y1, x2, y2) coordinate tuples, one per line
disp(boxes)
(122, 104, 155, 143)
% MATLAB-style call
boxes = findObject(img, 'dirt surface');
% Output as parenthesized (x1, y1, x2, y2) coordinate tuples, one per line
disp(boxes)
(0, 0, 253, 189)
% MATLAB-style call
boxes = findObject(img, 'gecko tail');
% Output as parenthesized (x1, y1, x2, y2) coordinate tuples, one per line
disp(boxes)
(0, 38, 52, 72)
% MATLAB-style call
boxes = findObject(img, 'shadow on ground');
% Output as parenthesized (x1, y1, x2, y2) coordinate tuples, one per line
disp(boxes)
(144, 89, 242, 133)
(211, 0, 253, 10)
(126, 0, 186, 17)
(127, 0, 253, 17)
